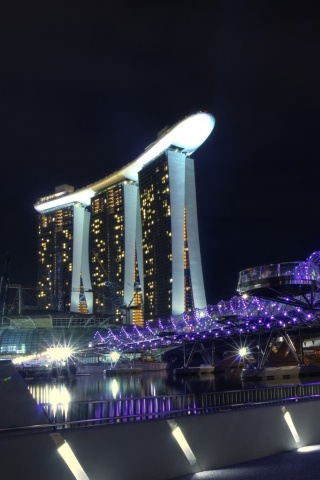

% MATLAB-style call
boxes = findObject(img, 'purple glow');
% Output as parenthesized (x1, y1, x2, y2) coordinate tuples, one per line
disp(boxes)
(87, 261, 320, 350)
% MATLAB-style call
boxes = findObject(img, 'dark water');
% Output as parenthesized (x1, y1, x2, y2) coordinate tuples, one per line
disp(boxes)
(27, 370, 245, 405)
(26, 369, 320, 407)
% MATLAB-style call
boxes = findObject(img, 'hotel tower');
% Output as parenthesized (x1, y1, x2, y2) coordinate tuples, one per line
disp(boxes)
(34, 112, 215, 325)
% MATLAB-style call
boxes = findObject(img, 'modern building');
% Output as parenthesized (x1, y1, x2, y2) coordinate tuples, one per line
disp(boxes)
(139, 148, 207, 320)
(34, 112, 215, 325)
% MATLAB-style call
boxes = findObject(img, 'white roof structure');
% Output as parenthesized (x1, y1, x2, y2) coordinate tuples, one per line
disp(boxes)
(34, 111, 215, 213)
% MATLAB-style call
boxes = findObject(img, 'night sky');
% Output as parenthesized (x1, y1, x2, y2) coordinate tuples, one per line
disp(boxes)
(1, 1, 320, 308)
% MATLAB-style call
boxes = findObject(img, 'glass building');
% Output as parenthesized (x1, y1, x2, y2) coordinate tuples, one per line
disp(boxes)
(0, 327, 96, 356)
(34, 112, 215, 325)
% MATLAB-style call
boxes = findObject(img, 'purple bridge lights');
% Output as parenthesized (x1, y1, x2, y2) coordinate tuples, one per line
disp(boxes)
(88, 250, 320, 356)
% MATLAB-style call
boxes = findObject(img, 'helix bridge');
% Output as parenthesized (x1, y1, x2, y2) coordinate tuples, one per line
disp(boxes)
(87, 250, 320, 365)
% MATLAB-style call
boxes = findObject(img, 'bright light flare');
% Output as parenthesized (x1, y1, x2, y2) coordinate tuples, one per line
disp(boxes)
(221, 338, 255, 368)
(46, 346, 74, 361)
(239, 347, 247, 357)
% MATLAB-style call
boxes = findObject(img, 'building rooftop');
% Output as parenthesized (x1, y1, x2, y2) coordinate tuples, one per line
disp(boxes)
(34, 111, 215, 213)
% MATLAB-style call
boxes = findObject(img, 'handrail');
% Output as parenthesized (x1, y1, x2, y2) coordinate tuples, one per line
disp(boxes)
(8, 383, 320, 432)
(237, 261, 320, 293)
(2, 383, 319, 433)
(1, 393, 320, 435)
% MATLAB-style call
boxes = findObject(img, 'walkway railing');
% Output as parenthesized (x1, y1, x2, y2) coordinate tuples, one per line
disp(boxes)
(237, 261, 320, 293)
(36, 382, 320, 429)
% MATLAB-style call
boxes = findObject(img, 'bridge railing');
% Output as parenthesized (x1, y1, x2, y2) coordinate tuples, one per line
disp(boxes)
(237, 261, 320, 293)
(37, 383, 320, 429)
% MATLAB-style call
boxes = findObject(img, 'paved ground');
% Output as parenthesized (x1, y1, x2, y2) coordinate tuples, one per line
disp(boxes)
(175, 446, 320, 480)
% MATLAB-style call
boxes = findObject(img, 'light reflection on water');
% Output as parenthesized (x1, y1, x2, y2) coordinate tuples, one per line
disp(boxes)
(26, 371, 320, 425)
(27, 370, 319, 407)
(27, 371, 244, 405)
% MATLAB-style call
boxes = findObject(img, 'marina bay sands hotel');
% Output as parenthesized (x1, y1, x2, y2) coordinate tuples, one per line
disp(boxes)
(34, 112, 215, 325)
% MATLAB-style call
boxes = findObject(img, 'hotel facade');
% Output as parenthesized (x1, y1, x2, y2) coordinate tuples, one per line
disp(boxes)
(34, 112, 215, 325)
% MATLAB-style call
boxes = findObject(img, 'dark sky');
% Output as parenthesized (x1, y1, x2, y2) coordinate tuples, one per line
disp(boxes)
(1, 1, 320, 307)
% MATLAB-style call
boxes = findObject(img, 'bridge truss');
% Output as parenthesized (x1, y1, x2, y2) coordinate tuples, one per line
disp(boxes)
(88, 250, 320, 368)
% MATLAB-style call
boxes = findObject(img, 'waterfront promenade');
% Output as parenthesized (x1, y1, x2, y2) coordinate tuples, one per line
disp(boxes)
(177, 448, 320, 480)
(2, 358, 320, 479)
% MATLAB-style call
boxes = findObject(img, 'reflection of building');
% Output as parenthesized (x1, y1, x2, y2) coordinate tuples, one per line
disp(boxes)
(35, 112, 215, 325)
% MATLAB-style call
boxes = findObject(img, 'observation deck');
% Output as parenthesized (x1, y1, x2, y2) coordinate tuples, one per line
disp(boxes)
(237, 261, 320, 307)
(34, 111, 215, 213)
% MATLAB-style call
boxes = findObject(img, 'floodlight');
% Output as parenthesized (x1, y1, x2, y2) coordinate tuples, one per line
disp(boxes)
(167, 419, 198, 466)
(50, 433, 90, 480)
(298, 445, 320, 453)
(282, 406, 300, 443)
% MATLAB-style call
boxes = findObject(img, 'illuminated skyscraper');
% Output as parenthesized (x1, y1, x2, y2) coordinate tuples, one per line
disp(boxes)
(37, 185, 92, 313)
(35, 112, 215, 324)
(90, 181, 142, 323)
(139, 149, 206, 320)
